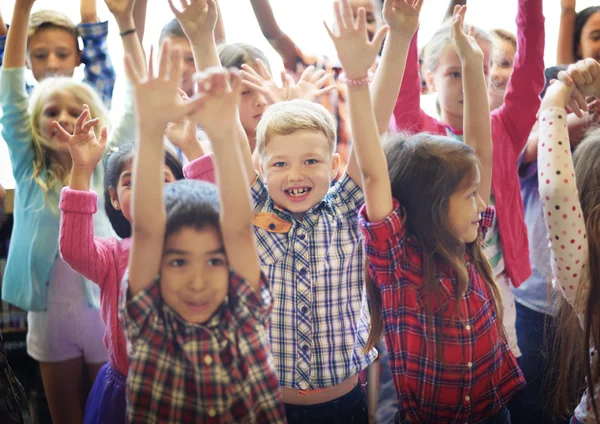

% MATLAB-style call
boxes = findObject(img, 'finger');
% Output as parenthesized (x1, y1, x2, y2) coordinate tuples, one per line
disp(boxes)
(124, 54, 142, 84)
(240, 70, 265, 87)
(177, 87, 190, 100)
(158, 40, 170, 80)
(75, 107, 90, 133)
(98, 127, 109, 149)
(228, 69, 243, 94)
(333, 1, 345, 32)
(82, 118, 100, 134)
(240, 63, 261, 77)
(241, 79, 269, 95)
(314, 85, 337, 98)
(575, 59, 593, 85)
(323, 20, 337, 41)
(255, 58, 272, 80)
(356, 7, 367, 33)
(315, 73, 332, 88)
(370, 25, 388, 53)
(309, 68, 326, 83)
(283, 72, 295, 91)
(213, 71, 227, 94)
(573, 88, 588, 114)
(179, 94, 207, 118)
(148, 45, 156, 79)
(167, 0, 181, 17)
(52, 121, 73, 141)
(340, 0, 353, 29)
(168, 46, 183, 84)
(413, 0, 424, 12)
(299, 65, 316, 82)
(280, 70, 290, 91)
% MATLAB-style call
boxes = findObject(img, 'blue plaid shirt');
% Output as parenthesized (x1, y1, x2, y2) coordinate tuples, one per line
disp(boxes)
(0, 20, 115, 108)
(251, 172, 376, 390)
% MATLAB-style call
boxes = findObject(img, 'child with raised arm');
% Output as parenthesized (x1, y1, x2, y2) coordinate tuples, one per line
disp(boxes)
(118, 41, 286, 423)
(557, 0, 600, 65)
(536, 59, 600, 424)
(359, 6, 524, 423)
(0, 0, 115, 107)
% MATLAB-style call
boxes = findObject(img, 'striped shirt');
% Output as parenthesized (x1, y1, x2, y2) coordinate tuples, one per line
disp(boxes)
(251, 172, 376, 389)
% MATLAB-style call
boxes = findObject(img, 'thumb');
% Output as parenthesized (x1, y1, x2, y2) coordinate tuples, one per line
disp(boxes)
(99, 127, 109, 149)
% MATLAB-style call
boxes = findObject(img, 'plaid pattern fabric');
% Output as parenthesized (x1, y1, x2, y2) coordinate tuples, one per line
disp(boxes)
(119, 271, 286, 424)
(78, 21, 116, 108)
(0, 21, 115, 108)
(358, 201, 525, 423)
(251, 173, 376, 390)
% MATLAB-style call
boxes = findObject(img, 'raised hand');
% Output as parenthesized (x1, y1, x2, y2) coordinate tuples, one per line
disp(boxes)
(53, 105, 107, 170)
(449, 5, 483, 63)
(554, 58, 599, 117)
(124, 41, 207, 132)
(383, 0, 423, 38)
(561, 0, 576, 10)
(167, 0, 217, 44)
(189, 67, 243, 135)
(104, 0, 135, 22)
(324, 0, 388, 79)
(241, 60, 336, 104)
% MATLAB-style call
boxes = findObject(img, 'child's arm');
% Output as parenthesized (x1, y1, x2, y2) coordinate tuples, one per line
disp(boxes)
(133, 0, 147, 43)
(55, 107, 118, 287)
(168, 0, 220, 70)
(126, 43, 207, 296)
(249, 0, 298, 72)
(557, 0, 576, 64)
(214, 0, 226, 45)
(81, 0, 99, 23)
(3, 0, 34, 69)
(451, 6, 492, 203)
(0, 7, 7, 37)
(370, 0, 422, 135)
(193, 69, 261, 290)
(326, 0, 393, 221)
(106, 0, 146, 79)
(494, 0, 545, 155)
(537, 73, 591, 309)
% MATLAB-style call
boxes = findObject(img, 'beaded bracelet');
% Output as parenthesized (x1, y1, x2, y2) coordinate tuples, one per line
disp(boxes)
(339, 71, 374, 87)
(120, 28, 136, 37)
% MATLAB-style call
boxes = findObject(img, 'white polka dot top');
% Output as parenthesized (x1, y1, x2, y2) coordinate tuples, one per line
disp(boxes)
(538, 107, 598, 423)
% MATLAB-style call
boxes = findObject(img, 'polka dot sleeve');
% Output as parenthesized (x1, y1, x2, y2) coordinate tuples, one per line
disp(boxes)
(537, 107, 589, 312)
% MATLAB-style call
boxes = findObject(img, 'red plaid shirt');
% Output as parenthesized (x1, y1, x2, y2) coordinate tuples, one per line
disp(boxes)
(119, 271, 286, 424)
(358, 201, 525, 423)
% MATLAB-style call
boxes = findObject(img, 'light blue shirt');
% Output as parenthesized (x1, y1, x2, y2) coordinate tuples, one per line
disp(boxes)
(513, 159, 557, 316)
(0, 68, 135, 312)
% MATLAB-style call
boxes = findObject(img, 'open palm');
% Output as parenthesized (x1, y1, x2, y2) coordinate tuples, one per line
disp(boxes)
(53, 106, 107, 169)
(450, 6, 483, 62)
(383, 0, 423, 36)
(167, 0, 216, 41)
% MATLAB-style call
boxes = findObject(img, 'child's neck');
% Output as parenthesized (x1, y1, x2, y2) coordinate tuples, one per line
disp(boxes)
(440, 109, 464, 132)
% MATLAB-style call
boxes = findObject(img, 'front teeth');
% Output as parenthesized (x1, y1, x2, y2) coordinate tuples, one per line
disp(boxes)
(288, 188, 309, 196)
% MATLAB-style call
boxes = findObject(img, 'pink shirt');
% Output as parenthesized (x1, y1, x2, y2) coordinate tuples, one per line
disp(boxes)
(59, 187, 131, 375)
(183, 153, 216, 183)
(392, 0, 545, 287)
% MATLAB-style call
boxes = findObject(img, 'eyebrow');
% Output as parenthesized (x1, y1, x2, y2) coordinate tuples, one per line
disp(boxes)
(120, 172, 132, 180)
(164, 247, 225, 255)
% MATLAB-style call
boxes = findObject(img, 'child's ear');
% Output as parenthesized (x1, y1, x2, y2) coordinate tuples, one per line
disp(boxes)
(425, 71, 436, 93)
(108, 186, 121, 211)
(76, 51, 82, 67)
(330, 153, 340, 180)
(258, 161, 266, 181)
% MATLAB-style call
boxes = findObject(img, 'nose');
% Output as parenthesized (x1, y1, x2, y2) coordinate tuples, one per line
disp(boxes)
(188, 271, 207, 293)
(476, 192, 487, 213)
(46, 53, 60, 71)
(287, 164, 305, 182)
(256, 93, 267, 108)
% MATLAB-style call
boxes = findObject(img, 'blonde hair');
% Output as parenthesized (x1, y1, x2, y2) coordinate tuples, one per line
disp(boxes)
(256, 99, 337, 158)
(27, 10, 80, 53)
(422, 19, 492, 74)
(28, 78, 109, 203)
(491, 28, 517, 51)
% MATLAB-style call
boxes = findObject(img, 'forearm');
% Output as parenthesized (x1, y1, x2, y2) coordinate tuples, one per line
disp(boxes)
(132, 128, 166, 235)
(80, 0, 98, 23)
(0, 11, 7, 37)
(180, 138, 205, 162)
(371, 31, 413, 135)
(69, 167, 94, 191)
(115, 15, 146, 79)
(214, 0, 226, 45)
(462, 58, 492, 199)
(191, 36, 220, 71)
(133, 0, 148, 43)
(4, 2, 34, 68)
(557, 7, 576, 64)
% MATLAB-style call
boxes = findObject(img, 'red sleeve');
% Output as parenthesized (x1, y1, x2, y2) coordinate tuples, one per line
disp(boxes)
(183, 153, 216, 183)
(493, 0, 545, 153)
(59, 187, 118, 290)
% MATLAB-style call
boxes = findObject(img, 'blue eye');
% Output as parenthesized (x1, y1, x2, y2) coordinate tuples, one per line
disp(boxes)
(273, 162, 286, 168)
(450, 72, 461, 79)
(305, 159, 318, 165)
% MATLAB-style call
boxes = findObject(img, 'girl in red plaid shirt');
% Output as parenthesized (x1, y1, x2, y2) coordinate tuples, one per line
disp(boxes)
(354, 6, 525, 424)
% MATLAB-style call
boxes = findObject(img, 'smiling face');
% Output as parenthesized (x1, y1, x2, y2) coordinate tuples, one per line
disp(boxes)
(578, 11, 600, 60)
(108, 160, 177, 223)
(38, 90, 83, 154)
(160, 226, 229, 324)
(259, 130, 339, 219)
(489, 38, 516, 111)
(27, 27, 80, 81)
(426, 41, 491, 128)
(447, 167, 487, 244)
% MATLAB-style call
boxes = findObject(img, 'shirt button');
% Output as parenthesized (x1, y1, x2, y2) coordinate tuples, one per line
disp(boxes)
(465, 395, 470, 402)
(302, 344, 310, 353)
(298, 233, 306, 240)
(269, 223, 276, 230)
(299, 268, 307, 277)
(301, 306, 309, 314)
(204, 355, 213, 365)
(465, 325, 472, 331)
(467, 362, 473, 368)
(208, 408, 216, 417)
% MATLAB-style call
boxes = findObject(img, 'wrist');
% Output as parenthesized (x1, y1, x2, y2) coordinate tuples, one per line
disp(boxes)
(116, 16, 135, 32)
(70, 166, 93, 191)
(387, 28, 416, 42)
(190, 33, 216, 48)
(340, 72, 373, 86)
(561, 6, 576, 14)
(180, 139, 204, 161)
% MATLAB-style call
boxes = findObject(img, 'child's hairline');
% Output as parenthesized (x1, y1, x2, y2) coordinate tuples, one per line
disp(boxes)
(257, 127, 337, 161)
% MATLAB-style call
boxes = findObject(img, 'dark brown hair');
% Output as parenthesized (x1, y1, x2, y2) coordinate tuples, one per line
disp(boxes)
(364, 133, 502, 358)
(217, 43, 271, 74)
(552, 129, 600, 422)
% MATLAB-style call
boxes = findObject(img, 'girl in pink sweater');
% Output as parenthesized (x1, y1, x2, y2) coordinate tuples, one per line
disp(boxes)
(391, 0, 545, 360)
(56, 113, 184, 423)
